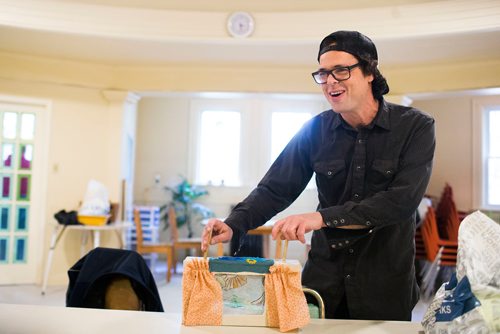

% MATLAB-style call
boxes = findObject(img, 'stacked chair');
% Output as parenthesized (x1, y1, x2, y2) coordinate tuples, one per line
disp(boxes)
(416, 184, 464, 300)
(419, 206, 459, 299)
(435, 183, 461, 242)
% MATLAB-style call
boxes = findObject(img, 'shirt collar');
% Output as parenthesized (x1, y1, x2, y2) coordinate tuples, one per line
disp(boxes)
(329, 98, 390, 131)
(370, 99, 391, 130)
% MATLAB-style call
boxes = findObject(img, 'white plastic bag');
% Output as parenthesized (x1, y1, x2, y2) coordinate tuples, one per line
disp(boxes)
(79, 180, 110, 216)
(422, 211, 500, 333)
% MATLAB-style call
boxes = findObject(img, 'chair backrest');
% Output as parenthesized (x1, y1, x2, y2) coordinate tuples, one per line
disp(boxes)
(133, 209, 144, 248)
(421, 207, 440, 262)
(109, 202, 120, 223)
(168, 206, 179, 242)
(420, 206, 457, 266)
(66, 247, 164, 312)
(436, 183, 460, 241)
(104, 275, 142, 310)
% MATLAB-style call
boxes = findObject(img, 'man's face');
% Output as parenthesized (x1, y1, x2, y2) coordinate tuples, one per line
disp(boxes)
(318, 51, 374, 115)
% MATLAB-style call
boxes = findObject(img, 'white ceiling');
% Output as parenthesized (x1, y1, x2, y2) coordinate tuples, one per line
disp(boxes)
(0, 0, 499, 68)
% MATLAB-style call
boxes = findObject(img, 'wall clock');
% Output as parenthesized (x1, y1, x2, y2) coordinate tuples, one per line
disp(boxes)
(227, 12, 255, 38)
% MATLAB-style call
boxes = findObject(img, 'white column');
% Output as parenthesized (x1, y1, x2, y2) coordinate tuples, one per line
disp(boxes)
(101, 90, 140, 222)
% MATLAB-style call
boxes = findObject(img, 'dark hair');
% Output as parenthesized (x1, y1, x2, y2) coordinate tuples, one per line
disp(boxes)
(357, 58, 389, 99)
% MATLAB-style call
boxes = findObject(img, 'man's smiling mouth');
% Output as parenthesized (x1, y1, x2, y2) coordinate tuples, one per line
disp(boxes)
(329, 90, 344, 97)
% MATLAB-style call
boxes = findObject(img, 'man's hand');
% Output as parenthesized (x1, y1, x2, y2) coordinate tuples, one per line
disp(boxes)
(201, 219, 233, 252)
(271, 212, 325, 244)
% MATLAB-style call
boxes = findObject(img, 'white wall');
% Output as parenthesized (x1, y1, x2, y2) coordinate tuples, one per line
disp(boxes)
(413, 95, 476, 211)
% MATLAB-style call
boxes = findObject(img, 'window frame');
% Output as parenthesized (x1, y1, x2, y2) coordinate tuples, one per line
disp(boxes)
(188, 93, 326, 188)
(188, 98, 249, 187)
(472, 96, 500, 210)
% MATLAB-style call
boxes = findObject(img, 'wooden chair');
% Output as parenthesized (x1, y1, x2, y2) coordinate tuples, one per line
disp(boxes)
(419, 207, 458, 299)
(435, 183, 461, 241)
(108, 202, 120, 223)
(168, 206, 204, 274)
(133, 209, 173, 282)
(421, 206, 458, 266)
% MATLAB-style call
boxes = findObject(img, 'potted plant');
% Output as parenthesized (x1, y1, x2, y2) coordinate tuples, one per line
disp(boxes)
(164, 177, 214, 238)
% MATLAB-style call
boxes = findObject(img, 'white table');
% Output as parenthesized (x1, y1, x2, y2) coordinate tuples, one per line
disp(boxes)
(0, 303, 424, 334)
(41, 222, 131, 294)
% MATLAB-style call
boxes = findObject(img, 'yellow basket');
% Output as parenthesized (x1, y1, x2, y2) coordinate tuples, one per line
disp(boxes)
(78, 215, 110, 226)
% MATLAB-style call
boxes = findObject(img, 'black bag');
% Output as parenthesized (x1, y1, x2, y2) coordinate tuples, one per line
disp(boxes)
(54, 210, 80, 225)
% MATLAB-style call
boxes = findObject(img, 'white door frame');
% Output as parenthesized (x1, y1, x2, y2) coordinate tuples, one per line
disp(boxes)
(0, 94, 51, 284)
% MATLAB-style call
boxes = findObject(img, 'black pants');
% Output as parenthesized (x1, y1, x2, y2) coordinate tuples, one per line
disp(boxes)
(330, 292, 351, 319)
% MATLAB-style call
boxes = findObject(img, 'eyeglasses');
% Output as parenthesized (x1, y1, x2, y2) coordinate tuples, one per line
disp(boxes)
(311, 63, 360, 84)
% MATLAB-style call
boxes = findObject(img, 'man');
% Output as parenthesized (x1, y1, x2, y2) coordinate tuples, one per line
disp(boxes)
(201, 30, 435, 321)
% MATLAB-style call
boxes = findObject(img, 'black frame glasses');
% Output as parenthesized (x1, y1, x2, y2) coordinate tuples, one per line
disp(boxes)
(311, 63, 360, 84)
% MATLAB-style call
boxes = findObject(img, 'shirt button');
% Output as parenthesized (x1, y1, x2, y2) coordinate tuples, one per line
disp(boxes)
(345, 274, 351, 280)
(333, 220, 338, 225)
(348, 248, 354, 254)
(345, 240, 349, 244)
(331, 244, 336, 249)
(356, 165, 361, 170)
(353, 194, 360, 199)
(386, 170, 393, 175)
(340, 218, 345, 223)
(358, 139, 363, 144)
(366, 221, 372, 226)
(338, 242, 343, 247)
(327, 171, 333, 176)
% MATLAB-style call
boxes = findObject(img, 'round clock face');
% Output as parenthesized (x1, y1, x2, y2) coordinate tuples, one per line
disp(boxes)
(227, 12, 255, 38)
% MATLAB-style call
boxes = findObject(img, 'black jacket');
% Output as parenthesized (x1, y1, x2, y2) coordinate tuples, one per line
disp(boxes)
(66, 247, 164, 312)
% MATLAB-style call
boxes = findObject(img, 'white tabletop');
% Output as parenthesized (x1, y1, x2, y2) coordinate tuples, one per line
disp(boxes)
(54, 221, 132, 231)
(0, 303, 423, 334)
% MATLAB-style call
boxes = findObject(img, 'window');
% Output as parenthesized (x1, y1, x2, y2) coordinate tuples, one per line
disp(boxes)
(271, 112, 312, 162)
(197, 110, 241, 186)
(190, 94, 325, 188)
(485, 108, 500, 206)
(473, 97, 500, 210)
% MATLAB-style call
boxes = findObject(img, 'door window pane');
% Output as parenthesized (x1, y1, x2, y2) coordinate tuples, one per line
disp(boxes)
(19, 144, 33, 170)
(16, 207, 28, 231)
(198, 111, 241, 186)
(20, 113, 36, 140)
(17, 175, 31, 201)
(2, 112, 17, 139)
(2, 143, 14, 168)
(0, 207, 9, 231)
(1, 175, 11, 199)
(0, 238, 8, 263)
(14, 237, 27, 263)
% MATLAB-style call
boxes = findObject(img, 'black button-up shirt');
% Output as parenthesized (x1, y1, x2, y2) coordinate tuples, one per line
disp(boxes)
(225, 99, 435, 320)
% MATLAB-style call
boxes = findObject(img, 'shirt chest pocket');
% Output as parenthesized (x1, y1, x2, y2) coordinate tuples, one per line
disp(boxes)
(314, 160, 346, 178)
(314, 160, 346, 194)
(367, 159, 398, 192)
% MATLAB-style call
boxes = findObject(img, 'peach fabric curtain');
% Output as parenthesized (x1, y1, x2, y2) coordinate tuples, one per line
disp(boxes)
(182, 258, 223, 326)
(265, 263, 310, 332)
